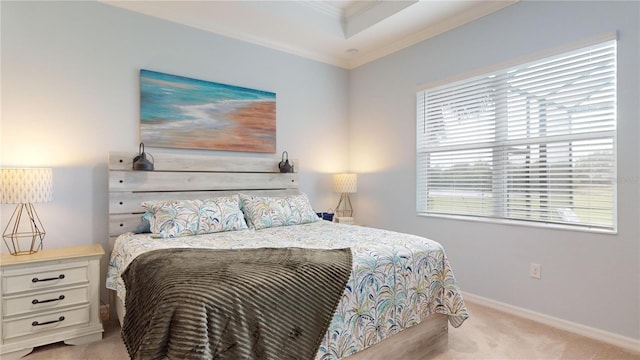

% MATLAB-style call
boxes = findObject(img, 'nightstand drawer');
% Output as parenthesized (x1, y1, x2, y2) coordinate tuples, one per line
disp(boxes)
(3, 286, 89, 317)
(2, 262, 89, 295)
(2, 305, 90, 340)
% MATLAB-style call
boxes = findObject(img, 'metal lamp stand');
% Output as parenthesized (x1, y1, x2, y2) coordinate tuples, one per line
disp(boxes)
(2, 202, 45, 255)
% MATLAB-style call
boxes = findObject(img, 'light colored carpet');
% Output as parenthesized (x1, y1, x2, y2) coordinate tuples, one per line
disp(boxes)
(432, 302, 638, 360)
(22, 301, 638, 360)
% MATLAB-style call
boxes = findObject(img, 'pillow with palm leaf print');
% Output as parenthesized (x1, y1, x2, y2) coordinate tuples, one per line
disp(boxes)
(239, 192, 319, 230)
(142, 195, 247, 238)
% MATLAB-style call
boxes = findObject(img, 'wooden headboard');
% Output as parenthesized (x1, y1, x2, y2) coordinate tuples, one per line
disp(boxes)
(108, 151, 298, 244)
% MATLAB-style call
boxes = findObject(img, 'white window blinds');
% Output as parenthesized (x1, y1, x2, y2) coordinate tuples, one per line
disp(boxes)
(417, 39, 616, 231)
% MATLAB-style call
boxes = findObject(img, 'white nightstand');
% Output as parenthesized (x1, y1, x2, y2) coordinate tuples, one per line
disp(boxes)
(0, 244, 104, 360)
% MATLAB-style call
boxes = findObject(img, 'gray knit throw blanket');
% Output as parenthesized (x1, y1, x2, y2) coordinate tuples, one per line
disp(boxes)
(121, 247, 352, 360)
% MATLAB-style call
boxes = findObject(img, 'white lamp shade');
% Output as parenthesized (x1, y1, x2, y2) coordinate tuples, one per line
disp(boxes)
(1, 168, 53, 204)
(333, 173, 357, 193)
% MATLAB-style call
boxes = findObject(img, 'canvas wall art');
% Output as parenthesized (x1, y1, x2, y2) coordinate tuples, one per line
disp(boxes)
(140, 69, 276, 153)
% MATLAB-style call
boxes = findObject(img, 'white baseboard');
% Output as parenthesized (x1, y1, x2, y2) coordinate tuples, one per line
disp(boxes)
(462, 292, 640, 354)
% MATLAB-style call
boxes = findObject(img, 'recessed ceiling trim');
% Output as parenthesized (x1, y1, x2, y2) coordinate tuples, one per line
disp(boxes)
(343, 1, 378, 19)
(301, 0, 344, 20)
(348, 1, 518, 69)
(344, 0, 418, 38)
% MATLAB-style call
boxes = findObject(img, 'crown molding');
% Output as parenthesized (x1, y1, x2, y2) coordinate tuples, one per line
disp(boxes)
(348, 1, 517, 69)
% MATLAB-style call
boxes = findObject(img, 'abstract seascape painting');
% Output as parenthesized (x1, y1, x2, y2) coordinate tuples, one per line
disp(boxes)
(140, 69, 276, 153)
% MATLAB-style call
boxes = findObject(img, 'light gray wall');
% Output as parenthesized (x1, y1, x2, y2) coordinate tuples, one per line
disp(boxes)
(1, 0, 349, 251)
(349, 1, 639, 340)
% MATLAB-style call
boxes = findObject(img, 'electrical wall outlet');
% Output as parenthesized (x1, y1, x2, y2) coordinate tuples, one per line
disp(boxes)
(529, 263, 541, 279)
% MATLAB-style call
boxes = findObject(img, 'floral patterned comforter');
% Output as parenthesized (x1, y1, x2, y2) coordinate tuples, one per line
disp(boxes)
(106, 221, 468, 359)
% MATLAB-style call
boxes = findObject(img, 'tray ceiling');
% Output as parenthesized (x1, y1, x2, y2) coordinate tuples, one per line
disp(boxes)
(102, 0, 517, 69)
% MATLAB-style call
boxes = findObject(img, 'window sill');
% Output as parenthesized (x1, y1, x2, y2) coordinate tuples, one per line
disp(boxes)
(417, 212, 617, 235)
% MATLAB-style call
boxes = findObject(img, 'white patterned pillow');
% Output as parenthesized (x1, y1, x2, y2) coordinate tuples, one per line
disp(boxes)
(142, 195, 248, 238)
(240, 193, 319, 230)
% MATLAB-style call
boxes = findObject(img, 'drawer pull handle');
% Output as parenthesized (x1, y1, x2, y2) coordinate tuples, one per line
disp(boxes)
(32, 274, 65, 283)
(32, 316, 65, 327)
(32, 295, 65, 304)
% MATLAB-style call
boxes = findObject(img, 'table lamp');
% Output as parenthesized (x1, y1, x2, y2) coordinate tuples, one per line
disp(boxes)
(1, 168, 53, 255)
(333, 173, 357, 218)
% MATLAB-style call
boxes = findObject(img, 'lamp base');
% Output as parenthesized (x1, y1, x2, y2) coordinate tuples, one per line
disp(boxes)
(2, 203, 45, 256)
(335, 193, 353, 218)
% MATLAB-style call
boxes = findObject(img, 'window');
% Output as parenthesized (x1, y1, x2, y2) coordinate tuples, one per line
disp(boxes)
(416, 38, 616, 231)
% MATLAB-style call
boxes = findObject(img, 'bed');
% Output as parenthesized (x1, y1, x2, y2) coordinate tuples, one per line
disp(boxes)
(105, 151, 468, 359)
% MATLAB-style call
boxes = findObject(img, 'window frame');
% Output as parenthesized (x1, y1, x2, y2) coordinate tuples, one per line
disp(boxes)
(415, 33, 618, 233)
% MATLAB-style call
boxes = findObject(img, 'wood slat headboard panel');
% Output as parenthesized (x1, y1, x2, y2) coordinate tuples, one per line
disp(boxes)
(109, 151, 297, 172)
(109, 171, 297, 192)
(108, 151, 299, 238)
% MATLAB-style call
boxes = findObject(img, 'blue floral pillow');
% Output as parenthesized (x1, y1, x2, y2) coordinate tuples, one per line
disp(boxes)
(240, 193, 319, 230)
(132, 212, 152, 234)
(142, 195, 248, 238)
